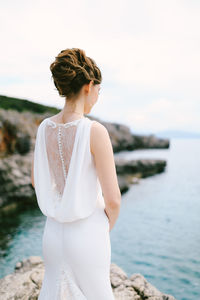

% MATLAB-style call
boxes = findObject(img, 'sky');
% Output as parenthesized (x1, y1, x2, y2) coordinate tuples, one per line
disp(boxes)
(0, 0, 200, 134)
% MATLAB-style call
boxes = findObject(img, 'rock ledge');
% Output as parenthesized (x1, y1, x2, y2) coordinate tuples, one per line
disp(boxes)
(0, 256, 176, 300)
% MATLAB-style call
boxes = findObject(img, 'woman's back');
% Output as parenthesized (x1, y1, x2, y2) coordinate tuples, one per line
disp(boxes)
(34, 115, 105, 223)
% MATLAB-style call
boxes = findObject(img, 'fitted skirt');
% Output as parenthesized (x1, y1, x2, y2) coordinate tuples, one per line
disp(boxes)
(38, 202, 115, 300)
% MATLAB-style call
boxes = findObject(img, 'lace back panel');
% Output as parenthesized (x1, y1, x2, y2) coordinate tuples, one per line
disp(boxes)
(45, 118, 82, 201)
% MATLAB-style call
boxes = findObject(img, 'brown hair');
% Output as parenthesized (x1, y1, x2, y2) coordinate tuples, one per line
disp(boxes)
(50, 48, 102, 99)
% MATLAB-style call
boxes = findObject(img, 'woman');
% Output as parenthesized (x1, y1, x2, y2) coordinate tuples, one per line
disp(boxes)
(31, 48, 121, 299)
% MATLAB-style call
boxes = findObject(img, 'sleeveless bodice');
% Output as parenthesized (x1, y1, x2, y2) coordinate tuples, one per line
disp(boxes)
(33, 116, 104, 223)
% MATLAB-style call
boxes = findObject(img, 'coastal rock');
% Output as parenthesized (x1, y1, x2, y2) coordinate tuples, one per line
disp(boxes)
(0, 108, 168, 209)
(0, 108, 169, 157)
(0, 109, 33, 157)
(116, 158, 166, 194)
(110, 264, 176, 300)
(0, 152, 35, 209)
(0, 151, 166, 207)
(0, 256, 176, 300)
(115, 158, 166, 178)
(94, 117, 170, 152)
(0, 256, 44, 300)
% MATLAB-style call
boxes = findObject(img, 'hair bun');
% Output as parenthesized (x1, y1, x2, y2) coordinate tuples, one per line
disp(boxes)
(50, 48, 102, 99)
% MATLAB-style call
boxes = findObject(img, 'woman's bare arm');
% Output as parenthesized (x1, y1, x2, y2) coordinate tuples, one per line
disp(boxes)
(90, 121, 121, 231)
(31, 154, 35, 188)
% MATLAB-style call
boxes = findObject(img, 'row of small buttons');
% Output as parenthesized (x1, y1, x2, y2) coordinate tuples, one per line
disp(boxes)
(57, 126, 67, 182)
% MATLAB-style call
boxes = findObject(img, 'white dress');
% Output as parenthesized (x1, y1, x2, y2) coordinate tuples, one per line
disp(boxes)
(33, 116, 114, 300)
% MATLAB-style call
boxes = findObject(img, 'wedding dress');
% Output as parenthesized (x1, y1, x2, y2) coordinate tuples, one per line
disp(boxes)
(33, 115, 115, 299)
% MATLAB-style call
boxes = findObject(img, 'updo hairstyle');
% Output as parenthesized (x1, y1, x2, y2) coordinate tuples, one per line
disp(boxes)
(50, 48, 102, 99)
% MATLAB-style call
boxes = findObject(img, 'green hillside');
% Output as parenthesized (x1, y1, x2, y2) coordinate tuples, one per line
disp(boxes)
(0, 95, 60, 114)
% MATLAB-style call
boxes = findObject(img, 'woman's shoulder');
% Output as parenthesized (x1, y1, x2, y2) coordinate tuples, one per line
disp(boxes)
(90, 120, 111, 155)
(90, 119, 108, 135)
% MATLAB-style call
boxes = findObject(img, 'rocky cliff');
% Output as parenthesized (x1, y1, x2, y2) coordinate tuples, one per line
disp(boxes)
(0, 96, 169, 210)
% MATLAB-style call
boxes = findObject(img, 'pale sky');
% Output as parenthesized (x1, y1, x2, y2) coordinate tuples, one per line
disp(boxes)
(1, 0, 200, 134)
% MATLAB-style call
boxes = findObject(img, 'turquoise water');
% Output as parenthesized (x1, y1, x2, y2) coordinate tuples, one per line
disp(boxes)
(0, 139, 199, 300)
(112, 138, 200, 299)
